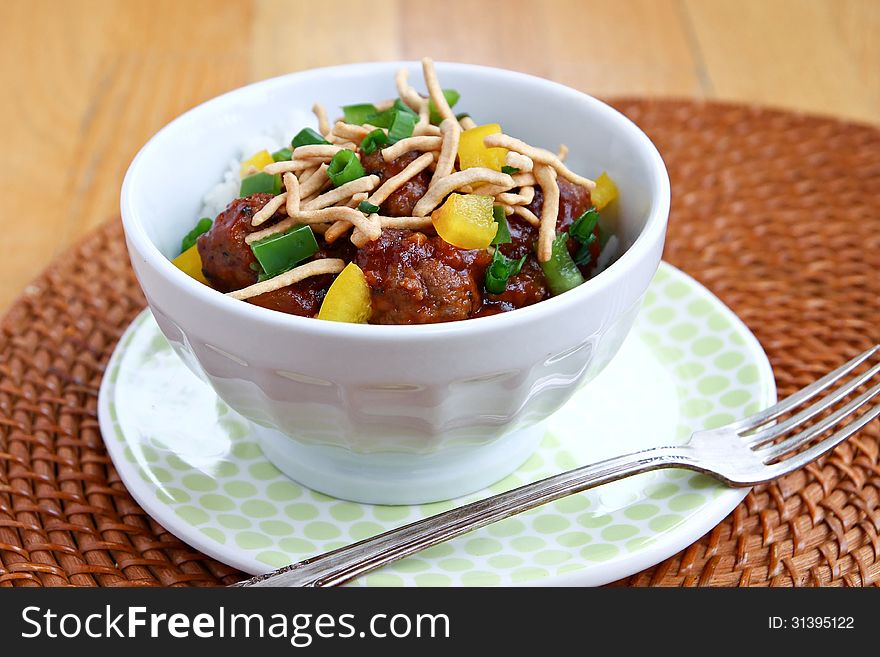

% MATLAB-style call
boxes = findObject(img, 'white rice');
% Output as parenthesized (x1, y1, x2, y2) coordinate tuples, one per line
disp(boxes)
(596, 235, 619, 274)
(198, 110, 315, 220)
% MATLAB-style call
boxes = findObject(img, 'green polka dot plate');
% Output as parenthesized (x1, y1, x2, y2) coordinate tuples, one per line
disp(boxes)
(98, 262, 775, 586)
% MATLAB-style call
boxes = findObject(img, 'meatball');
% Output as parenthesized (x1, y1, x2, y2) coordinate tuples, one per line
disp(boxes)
(361, 150, 431, 217)
(197, 194, 278, 292)
(248, 275, 333, 317)
(355, 229, 490, 324)
(483, 257, 549, 312)
(245, 239, 357, 317)
(498, 213, 539, 260)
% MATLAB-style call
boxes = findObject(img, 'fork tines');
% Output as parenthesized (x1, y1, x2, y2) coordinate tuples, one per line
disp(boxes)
(735, 345, 880, 464)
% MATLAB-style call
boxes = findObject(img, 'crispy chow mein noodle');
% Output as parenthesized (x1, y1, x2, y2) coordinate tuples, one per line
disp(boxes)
(291, 144, 350, 161)
(458, 115, 477, 130)
(505, 151, 533, 172)
(263, 159, 316, 175)
(422, 57, 455, 123)
(534, 164, 559, 262)
(512, 204, 540, 227)
(228, 259, 345, 300)
(303, 175, 380, 211)
(430, 118, 461, 184)
(299, 163, 330, 198)
(251, 191, 288, 227)
(381, 136, 442, 161)
(284, 172, 300, 215)
(178, 59, 617, 323)
(312, 103, 330, 136)
(413, 168, 515, 216)
(347, 191, 368, 208)
(395, 68, 423, 110)
(332, 121, 372, 142)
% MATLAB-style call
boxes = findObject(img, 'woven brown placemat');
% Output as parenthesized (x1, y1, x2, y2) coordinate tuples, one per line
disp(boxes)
(1, 100, 878, 587)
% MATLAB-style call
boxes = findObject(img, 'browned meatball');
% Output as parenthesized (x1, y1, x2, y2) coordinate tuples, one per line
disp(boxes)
(245, 238, 357, 317)
(355, 229, 490, 324)
(361, 150, 431, 217)
(314, 240, 358, 265)
(482, 257, 549, 313)
(247, 275, 334, 317)
(197, 194, 278, 292)
(498, 213, 539, 260)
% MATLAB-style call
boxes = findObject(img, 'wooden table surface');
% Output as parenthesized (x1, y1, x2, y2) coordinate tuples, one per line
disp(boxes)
(1, 0, 877, 313)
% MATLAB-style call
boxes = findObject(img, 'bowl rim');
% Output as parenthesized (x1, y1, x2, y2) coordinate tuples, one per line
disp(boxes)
(121, 60, 670, 342)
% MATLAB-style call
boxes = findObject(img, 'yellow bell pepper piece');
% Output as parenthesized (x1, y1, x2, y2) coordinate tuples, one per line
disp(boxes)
(591, 172, 618, 211)
(239, 149, 274, 178)
(317, 263, 372, 323)
(431, 194, 497, 250)
(458, 124, 507, 171)
(172, 245, 209, 285)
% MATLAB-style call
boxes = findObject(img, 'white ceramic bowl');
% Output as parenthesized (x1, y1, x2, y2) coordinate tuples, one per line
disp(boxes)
(120, 61, 669, 504)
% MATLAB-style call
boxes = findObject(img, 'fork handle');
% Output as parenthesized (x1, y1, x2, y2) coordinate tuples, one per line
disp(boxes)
(234, 445, 691, 587)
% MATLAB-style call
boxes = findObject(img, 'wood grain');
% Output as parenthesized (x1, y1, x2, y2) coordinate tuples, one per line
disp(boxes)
(685, 0, 880, 123)
(0, 0, 877, 313)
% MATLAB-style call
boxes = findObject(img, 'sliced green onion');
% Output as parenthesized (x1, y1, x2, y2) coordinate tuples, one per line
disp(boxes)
(485, 249, 526, 294)
(249, 225, 319, 279)
(395, 98, 418, 115)
(570, 207, 600, 244)
(364, 108, 393, 129)
(365, 103, 418, 143)
(392, 99, 418, 120)
(291, 127, 329, 148)
(573, 243, 592, 267)
(360, 129, 390, 155)
(366, 100, 417, 128)
(538, 232, 585, 296)
(272, 147, 293, 162)
(180, 218, 212, 253)
(358, 200, 380, 214)
(387, 110, 417, 143)
(429, 89, 461, 124)
(327, 149, 365, 187)
(342, 103, 378, 125)
(501, 165, 520, 175)
(490, 205, 512, 245)
(240, 172, 282, 197)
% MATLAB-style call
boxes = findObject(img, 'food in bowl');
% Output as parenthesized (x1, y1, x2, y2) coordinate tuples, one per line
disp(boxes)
(121, 59, 669, 502)
(172, 58, 620, 325)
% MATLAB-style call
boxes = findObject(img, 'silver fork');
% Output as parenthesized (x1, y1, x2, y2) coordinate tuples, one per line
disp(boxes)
(235, 344, 880, 587)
